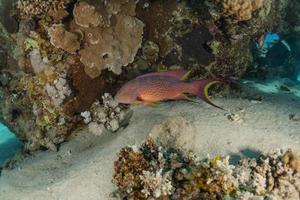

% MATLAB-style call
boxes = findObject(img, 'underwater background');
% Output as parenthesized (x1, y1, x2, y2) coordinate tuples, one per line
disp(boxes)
(0, 123, 22, 166)
(0, 0, 300, 199)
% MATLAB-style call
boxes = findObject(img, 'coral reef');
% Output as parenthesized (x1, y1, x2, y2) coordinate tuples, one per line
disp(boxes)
(113, 139, 300, 200)
(0, 0, 298, 152)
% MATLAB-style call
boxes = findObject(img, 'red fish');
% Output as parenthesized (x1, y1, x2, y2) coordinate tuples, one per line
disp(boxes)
(138, 69, 189, 80)
(115, 70, 224, 109)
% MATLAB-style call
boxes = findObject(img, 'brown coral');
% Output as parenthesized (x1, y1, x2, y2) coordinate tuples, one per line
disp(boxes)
(282, 149, 300, 173)
(48, 24, 80, 54)
(73, 1, 144, 78)
(17, 0, 69, 19)
(222, 0, 264, 21)
(78, 30, 114, 78)
(73, 1, 106, 28)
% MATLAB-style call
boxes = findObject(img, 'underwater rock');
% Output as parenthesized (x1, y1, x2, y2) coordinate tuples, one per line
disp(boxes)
(178, 27, 215, 66)
(147, 116, 197, 152)
(63, 62, 107, 116)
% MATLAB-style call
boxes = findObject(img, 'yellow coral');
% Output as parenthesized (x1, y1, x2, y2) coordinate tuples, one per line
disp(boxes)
(222, 0, 264, 21)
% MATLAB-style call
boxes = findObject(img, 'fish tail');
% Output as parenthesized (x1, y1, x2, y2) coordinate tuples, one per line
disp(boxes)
(190, 79, 224, 110)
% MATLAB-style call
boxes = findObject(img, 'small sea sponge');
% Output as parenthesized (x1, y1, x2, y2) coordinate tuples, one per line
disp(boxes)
(48, 24, 80, 54)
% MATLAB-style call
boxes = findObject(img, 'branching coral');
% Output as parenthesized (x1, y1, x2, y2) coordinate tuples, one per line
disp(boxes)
(113, 138, 300, 200)
(16, 0, 70, 19)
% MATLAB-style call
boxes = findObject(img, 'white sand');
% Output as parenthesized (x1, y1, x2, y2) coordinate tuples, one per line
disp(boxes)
(0, 80, 299, 200)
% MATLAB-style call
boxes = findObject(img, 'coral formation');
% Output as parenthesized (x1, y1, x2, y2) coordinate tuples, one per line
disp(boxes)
(113, 139, 300, 200)
(73, 1, 144, 78)
(16, 0, 70, 20)
(81, 93, 128, 135)
(48, 24, 80, 54)
(45, 72, 72, 107)
(222, 0, 264, 21)
(73, 1, 105, 28)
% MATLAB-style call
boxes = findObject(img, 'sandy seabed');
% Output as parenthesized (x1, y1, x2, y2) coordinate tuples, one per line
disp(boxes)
(0, 80, 299, 200)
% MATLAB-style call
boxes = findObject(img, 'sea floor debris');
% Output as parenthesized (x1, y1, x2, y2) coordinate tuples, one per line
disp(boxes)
(112, 138, 300, 200)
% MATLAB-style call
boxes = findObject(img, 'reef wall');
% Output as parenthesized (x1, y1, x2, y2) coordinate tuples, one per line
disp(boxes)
(0, 0, 296, 151)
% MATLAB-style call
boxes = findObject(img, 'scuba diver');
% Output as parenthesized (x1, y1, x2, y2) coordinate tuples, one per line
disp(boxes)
(249, 32, 295, 80)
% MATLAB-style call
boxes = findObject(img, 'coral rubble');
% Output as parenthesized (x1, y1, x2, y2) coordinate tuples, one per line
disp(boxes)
(113, 139, 300, 200)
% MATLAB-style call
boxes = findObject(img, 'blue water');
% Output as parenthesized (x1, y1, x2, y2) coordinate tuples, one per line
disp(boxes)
(0, 123, 22, 166)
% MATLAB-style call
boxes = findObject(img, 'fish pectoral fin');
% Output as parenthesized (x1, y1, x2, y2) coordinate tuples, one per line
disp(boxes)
(181, 93, 200, 104)
(180, 70, 192, 81)
(136, 96, 161, 108)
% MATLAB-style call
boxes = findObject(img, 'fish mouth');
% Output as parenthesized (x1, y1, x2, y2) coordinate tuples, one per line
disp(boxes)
(114, 94, 121, 103)
(114, 93, 126, 104)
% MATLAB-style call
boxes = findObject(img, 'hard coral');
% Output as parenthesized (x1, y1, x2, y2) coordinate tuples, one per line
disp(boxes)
(78, 31, 114, 78)
(45, 72, 72, 107)
(48, 24, 81, 54)
(17, 0, 70, 19)
(72, 1, 144, 78)
(73, 1, 106, 28)
(113, 136, 300, 200)
(222, 0, 264, 21)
